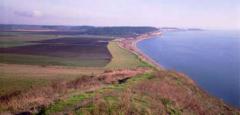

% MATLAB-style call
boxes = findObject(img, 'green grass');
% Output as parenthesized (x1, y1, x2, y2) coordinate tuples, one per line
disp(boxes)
(0, 77, 48, 96)
(46, 92, 95, 114)
(44, 73, 153, 114)
(0, 72, 83, 96)
(0, 32, 60, 48)
(105, 41, 151, 69)
(0, 54, 109, 67)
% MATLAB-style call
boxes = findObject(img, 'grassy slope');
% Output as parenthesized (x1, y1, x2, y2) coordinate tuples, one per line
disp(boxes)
(105, 41, 150, 69)
(44, 71, 239, 115)
(44, 72, 153, 114)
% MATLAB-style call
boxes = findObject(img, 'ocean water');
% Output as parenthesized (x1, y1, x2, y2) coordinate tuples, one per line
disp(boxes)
(137, 30, 240, 107)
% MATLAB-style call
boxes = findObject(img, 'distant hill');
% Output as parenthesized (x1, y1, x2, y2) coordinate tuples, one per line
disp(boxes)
(0, 24, 159, 37)
(159, 27, 204, 32)
(84, 27, 158, 37)
(0, 24, 94, 31)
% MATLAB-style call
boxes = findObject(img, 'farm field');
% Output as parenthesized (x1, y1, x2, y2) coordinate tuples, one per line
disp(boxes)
(0, 32, 113, 67)
(0, 31, 61, 48)
(0, 31, 150, 97)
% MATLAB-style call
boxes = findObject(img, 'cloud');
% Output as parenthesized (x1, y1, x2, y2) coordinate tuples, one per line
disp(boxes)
(14, 10, 42, 17)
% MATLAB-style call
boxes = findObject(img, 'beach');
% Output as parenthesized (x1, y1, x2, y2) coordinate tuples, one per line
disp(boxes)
(117, 31, 164, 70)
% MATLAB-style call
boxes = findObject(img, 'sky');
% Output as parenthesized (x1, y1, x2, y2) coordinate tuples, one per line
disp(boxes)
(1, 0, 240, 29)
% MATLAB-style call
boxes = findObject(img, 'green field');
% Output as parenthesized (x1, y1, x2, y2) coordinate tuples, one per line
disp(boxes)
(105, 41, 150, 69)
(0, 32, 60, 48)
(0, 63, 106, 96)
(0, 53, 110, 67)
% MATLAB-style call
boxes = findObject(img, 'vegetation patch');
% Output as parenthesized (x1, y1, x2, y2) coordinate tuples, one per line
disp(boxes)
(44, 73, 153, 115)
(46, 92, 95, 114)
(105, 41, 150, 69)
(0, 68, 149, 114)
(0, 53, 109, 67)
(0, 32, 60, 48)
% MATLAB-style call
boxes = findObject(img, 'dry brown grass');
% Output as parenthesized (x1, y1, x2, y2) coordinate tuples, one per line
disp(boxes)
(39, 70, 240, 115)
(0, 68, 148, 114)
(1, 67, 239, 114)
(132, 71, 240, 115)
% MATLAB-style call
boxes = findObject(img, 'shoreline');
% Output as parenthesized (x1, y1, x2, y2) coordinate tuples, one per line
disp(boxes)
(117, 31, 240, 110)
(118, 31, 164, 70)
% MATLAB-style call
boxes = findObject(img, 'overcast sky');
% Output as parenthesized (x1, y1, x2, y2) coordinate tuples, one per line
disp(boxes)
(1, 0, 239, 29)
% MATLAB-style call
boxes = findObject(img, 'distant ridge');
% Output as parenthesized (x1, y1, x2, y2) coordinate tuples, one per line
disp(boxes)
(0, 24, 159, 37)
(159, 27, 204, 31)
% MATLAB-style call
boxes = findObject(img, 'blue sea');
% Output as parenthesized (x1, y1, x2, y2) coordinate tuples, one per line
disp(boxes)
(137, 30, 240, 107)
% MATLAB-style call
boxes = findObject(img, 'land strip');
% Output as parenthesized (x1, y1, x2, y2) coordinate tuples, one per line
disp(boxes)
(118, 31, 163, 70)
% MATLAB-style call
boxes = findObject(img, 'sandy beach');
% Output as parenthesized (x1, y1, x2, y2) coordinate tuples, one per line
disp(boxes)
(117, 31, 164, 70)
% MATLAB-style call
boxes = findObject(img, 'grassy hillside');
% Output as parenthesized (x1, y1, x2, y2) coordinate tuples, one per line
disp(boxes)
(32, 71, 240, 115)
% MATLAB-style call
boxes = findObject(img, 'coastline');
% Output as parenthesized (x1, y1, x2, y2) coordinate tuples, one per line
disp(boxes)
(117, 31, 240, 110)
(117, 31, 164, 70)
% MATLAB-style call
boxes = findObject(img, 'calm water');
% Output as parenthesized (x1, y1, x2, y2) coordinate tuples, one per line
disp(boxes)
(137, 30, 240, 107)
